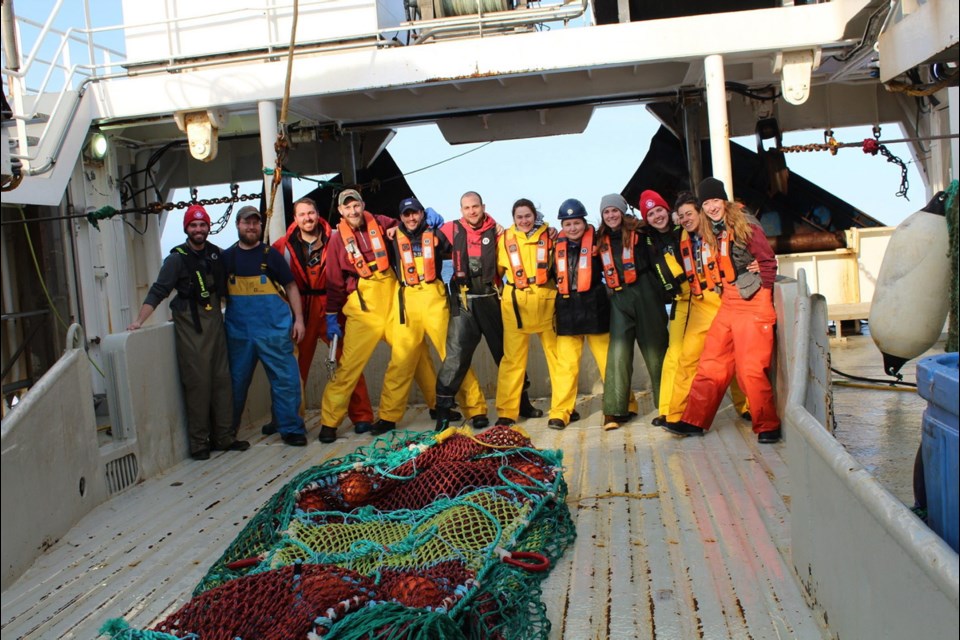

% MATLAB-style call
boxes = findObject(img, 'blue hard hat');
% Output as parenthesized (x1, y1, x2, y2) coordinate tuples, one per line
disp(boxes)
(558, 198, 587, 220)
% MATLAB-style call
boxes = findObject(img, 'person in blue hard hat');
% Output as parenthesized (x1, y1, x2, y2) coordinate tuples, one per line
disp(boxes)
(550, 198, 638, 429)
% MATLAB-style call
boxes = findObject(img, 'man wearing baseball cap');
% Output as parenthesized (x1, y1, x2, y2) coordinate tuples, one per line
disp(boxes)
(223, 205, 307, 447)
(127, 204, 245, 460)
(374, 196, 487, 434)
(319, 188, 412, 442)
(271, 196, 375, 435)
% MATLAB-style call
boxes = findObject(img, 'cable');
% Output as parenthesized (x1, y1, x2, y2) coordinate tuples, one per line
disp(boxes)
(17, 206, 105, 377)
(830, 366, 916, 388)
(725, 81, 781, 101)
(384, 141, 494, 183)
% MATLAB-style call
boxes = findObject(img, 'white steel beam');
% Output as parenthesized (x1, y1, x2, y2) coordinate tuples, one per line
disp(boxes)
(94, 2, 871, 124)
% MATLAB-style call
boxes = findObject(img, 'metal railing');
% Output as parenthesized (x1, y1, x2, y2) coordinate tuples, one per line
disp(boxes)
(783, 268, 959, 638)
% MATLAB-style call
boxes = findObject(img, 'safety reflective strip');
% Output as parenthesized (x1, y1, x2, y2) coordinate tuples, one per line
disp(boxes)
(698, 231, 736, 291)
(679, 232, 705, 296)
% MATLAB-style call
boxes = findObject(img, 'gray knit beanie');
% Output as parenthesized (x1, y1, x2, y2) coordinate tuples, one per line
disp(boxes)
(599, 193, 629, 214)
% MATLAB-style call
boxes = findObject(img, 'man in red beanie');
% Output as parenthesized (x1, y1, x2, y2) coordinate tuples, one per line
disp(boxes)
(127, 204, 246, 460)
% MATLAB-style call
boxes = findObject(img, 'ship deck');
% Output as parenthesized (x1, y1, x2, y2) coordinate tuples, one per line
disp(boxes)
(1, 333, 931, 640)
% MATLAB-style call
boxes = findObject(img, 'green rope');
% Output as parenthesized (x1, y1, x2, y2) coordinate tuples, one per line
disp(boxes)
(262, 167, 341, 188)
(87, 204, 119, 229)
(945, 179, 959, 353)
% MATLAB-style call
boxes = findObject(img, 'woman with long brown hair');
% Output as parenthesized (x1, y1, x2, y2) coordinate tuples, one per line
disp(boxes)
(596, 194, 669, 430)
(494, 198, 562, 426)
(663, 178, 781, 443)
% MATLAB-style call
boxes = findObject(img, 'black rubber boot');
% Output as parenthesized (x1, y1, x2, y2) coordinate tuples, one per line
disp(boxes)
(518, 390, 543, 418)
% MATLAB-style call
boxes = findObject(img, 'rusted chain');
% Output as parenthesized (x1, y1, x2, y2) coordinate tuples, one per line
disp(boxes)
(779, 128, 912, 199)
(885, 74, 958, 97)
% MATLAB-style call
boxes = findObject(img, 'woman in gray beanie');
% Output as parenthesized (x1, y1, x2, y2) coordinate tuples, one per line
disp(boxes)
(596, 193, 670, 430)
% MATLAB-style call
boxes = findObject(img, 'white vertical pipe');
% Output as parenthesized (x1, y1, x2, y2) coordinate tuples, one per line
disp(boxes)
(258, 100, 286, 243)
(704, 54, 734, 200)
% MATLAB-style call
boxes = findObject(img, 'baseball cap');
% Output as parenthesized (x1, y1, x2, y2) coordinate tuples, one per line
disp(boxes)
(399, 197, 424, 215)
(236, 205, 262, 221)
(337, 189, 363, 206)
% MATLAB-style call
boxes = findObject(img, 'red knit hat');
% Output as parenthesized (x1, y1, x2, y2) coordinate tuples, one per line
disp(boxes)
(638, 190, 669, 222)
(183, 204, 211, 231)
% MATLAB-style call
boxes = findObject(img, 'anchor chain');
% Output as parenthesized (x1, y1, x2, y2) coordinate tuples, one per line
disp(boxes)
(779, 127, 910, 199)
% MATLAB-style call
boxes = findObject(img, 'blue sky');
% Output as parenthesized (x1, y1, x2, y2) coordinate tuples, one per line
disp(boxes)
(165, 107, 924, 252)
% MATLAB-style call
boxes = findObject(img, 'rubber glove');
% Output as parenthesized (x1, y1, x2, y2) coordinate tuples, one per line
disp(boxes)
(326, 313, 343, 341)
(425, 207, 445, 228)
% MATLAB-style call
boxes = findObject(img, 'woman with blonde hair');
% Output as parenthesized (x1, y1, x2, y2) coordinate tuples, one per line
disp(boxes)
(663, 178, 781, 443)
(661, 191, 749, 427)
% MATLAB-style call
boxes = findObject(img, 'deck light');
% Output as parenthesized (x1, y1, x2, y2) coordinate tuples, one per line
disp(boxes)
(88, 132, 108, 160)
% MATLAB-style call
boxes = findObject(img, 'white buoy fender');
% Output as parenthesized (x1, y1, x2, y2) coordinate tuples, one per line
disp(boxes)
(869, 192, 950, 375)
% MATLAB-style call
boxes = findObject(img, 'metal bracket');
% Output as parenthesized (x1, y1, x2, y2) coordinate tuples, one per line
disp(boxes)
(773, 49, 821, 105)
(173, 109, 227, 162)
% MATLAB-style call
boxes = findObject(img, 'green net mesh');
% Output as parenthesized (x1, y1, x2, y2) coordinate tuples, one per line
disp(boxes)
(945, 179, 958, 353)
(101, 424, 576, 640)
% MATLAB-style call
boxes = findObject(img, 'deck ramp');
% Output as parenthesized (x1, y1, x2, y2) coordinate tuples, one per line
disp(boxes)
(1, 400, 825, 639)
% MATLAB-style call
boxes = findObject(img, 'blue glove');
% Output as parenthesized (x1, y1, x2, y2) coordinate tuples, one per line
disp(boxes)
(425, 207, 445, 228)
(326, 313, 343, 341)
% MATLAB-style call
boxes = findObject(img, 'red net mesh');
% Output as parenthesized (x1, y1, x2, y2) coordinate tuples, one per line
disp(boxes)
(153, 564, 376, 639)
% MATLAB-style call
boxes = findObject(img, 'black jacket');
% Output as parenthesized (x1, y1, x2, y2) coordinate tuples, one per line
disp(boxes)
(555, 243, 610, 336)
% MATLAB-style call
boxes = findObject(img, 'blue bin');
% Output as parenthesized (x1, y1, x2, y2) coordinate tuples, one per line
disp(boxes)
(917, 352, 959, 553)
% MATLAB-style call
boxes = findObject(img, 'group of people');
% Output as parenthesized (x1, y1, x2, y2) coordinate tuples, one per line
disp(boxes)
(130, 177, 781, 460)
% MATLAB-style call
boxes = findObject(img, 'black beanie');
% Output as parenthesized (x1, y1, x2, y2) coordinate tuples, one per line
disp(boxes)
(697, 177, 728, 203)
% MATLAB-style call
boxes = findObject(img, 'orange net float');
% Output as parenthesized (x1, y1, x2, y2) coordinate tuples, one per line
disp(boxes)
(296, 488, 332, 512)
(338, 470, 376, 508)
(502, 460, 549, 487)
(385, 575, 445, 608)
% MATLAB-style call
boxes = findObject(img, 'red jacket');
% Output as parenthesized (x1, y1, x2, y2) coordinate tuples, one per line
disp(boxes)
(272, 219, 333, 297)
(325, 213, 398, 314)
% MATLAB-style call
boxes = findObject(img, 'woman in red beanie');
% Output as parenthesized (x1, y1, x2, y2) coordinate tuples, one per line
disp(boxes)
(638, 189, 685, 426)
(663, 178, 781, 443)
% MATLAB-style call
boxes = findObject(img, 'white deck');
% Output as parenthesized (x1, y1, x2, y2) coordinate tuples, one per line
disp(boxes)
(1, 395, 826, 639)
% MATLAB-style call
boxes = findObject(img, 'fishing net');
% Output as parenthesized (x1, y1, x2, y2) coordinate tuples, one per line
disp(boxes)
(945, 179, 958, 353)
(101, 424, 575, 640)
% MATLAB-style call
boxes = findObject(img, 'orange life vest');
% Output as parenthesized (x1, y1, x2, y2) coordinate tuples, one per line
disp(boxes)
(396, 228, 438, 286)
(504, 227, 551, 289)
(679, 230, 736, 294)
(337, 212, 390, 278)
(598, 228, 638, 290)
(556, 226, 595, 295)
